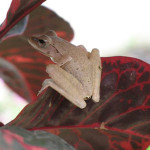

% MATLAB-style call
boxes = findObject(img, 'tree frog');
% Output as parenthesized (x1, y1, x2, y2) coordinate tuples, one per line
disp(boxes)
(28, 30, 102, 109)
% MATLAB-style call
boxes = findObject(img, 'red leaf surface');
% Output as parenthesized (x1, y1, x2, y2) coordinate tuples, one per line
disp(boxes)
(43, 128, 150, 150)
(8, 57, 150, 149)
(0, 36, 50, 101)
(23, 6, 74, 41)
(0, 126, 75, 150)
(0, 0, 45, 39)
(0, 6, 73, 101)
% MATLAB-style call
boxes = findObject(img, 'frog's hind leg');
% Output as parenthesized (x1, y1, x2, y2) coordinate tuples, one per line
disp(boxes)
(89, 48, 102, 102)
(39, 64, 87, 109)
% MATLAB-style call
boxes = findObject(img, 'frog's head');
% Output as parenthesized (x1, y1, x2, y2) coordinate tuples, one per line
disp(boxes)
(28, 30, 69, 60)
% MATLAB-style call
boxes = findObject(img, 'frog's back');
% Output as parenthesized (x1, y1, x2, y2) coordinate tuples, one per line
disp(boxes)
(62, 48, 93, 98)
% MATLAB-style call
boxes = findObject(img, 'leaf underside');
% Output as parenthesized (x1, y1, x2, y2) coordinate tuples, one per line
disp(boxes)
(0, 126, 75, 150)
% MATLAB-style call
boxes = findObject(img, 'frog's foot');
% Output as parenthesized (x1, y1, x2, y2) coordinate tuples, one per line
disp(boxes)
(38, 79, 53, 95)
(39, 64, 87, 109)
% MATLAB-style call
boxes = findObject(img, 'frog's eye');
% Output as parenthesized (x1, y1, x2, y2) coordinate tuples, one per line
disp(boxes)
(38, 39, 45, 43)
(29, 36, 48, 48)
(37, 38, 47, 48)
(38, 39, 46, 46)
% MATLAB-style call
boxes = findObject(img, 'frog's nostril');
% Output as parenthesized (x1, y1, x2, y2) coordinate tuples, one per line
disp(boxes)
(32, 37, 39, 42)
(28, 37, 38, 47)
(31, 37, 46, 44)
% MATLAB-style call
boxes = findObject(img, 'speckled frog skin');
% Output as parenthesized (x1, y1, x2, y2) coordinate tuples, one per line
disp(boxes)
(28, 30, 102, 109)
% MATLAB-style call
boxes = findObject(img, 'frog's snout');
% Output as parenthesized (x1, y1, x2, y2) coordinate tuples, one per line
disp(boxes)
(28, 37, 37, 48)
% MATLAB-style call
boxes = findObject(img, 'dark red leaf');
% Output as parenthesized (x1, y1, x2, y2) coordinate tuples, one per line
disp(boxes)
(0, 122, 4, 127)
(0, 126, 75, 150)
(0, 6, 73, 101)
(0, 0, 45, 39)
(0, 36, 50, 101)
(0, 58, 30, 100)
(8, 57, 150, 149)
(43, 128, 150, 150)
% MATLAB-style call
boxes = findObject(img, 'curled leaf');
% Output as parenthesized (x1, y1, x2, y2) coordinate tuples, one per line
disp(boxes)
(1, 16, 29, 41)
(0, 0, 46, 39)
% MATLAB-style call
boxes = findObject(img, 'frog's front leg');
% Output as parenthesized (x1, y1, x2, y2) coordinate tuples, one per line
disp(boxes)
(89, 48, 102, 102)
(57, 55, 72, 66)
(39, 64, 87, 109)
